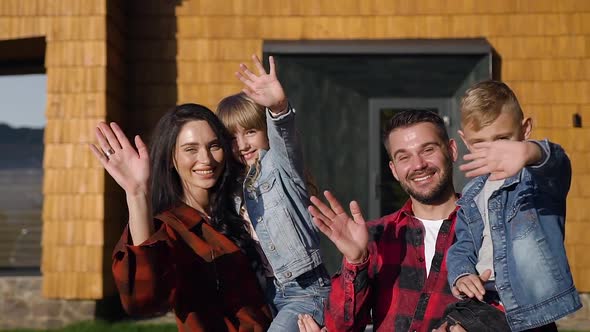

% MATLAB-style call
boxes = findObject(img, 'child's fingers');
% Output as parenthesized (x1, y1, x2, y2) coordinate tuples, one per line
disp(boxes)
(472, 142, 491, 150)
(480, 269, 492, 282)
(239, 63, 259, 81)
(459, 159, 486, 172)
(251, 54, 267, 75)
(457, 278, 484, 300)
(241, 87, 259, 101)
(457, 283, 476, 299)
(235, 71, 256, 90)
(489, 172, 509, 181)
(269, 55, 276, 76)
(463, 276, 486, 296)
(463, 150, 486, 161)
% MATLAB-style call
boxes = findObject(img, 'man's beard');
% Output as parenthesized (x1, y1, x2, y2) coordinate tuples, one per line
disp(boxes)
(400, 160, 453, 205)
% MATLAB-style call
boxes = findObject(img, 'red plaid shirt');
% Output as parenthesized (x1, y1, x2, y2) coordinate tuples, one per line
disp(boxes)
(112, 203, 272, 332)
(325, 199, 459, 332)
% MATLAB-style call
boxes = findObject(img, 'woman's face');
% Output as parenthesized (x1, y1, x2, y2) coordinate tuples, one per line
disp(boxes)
(173, 120, 225, 195)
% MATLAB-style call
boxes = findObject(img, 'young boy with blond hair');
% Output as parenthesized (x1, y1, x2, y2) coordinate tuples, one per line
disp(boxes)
(446, 80, 581, 331)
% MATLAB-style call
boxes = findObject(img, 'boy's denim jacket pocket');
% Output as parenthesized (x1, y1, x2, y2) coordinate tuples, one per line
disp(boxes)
(446, 140, 581, 331)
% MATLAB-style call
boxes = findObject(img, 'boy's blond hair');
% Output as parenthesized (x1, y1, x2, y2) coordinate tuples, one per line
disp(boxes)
(216, 92, 266, 133)
(460, 80, 523, 131)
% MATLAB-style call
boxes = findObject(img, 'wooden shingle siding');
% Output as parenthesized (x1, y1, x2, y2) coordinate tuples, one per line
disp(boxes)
(1, 0, 589, 299)
(172, 0, 590, 293)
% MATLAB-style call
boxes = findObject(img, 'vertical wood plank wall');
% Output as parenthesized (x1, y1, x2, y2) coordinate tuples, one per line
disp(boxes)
(1, 0, 589, 299)
(0, 0, 108, 298)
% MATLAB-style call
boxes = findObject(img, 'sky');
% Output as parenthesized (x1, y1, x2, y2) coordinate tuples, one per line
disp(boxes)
(0, 74, 46, 129)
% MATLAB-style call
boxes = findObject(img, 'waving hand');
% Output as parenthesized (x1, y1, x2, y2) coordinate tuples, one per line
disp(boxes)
(309, 191, 369, 264)
(236, 55, 287, 114)
(89, 122, 150, 195)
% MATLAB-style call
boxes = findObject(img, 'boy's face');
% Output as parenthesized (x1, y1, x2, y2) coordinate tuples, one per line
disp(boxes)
(459, 111, 532, 152)
(231, 125, 270, 166)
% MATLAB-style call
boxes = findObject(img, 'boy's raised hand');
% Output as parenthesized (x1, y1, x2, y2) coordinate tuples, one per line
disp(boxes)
(308, 191, 369, 265)
(236, 54, 287, 114)
(452, 269, 492, 301)
(460, 140, 541, 180)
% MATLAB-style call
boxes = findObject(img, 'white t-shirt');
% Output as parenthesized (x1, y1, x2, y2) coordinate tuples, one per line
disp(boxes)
(416, 217, 444, 277)
(475, 178, 505, 280)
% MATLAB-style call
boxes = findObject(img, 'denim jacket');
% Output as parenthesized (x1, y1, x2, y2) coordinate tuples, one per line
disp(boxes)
(235, 106, 323, 284)
(447, 140, 581, 331)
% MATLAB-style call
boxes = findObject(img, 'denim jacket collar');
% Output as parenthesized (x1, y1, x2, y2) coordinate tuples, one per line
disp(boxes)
(457, 171, 524, 208)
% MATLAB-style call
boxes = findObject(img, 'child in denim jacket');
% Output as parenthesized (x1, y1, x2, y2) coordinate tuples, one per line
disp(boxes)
(446, 80, 581, 331)
(217, 55, 330, 332)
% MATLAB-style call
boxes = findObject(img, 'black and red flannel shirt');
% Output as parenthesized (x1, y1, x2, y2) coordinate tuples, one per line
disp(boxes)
(112, 203, 272, 332)
(325, 199, 459, 332)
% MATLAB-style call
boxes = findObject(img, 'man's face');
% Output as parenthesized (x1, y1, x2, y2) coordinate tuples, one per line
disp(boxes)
(459, 111, 531, 152)
(387, 122, 457, 205)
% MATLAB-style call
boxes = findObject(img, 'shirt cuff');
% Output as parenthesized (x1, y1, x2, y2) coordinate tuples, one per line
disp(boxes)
(266, 104, 294, 121)
(342, 256, 370, 280)
(113, 221, 169, 259)
(528, 139, 550, 169)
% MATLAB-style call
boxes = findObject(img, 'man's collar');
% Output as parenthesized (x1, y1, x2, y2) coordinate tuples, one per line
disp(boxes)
(395, 196, 459, 237)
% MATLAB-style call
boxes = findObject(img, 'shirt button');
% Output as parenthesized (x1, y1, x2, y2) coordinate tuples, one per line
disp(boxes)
(418, 257, 424, 262)
(257, 216, 263, 223)
(269, 244, 276, 251)
(261, 182, 270, 191)
(285, 271, 292, 278)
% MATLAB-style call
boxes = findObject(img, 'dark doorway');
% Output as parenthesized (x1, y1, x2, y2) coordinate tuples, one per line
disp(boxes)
(264, 39, 497, 273)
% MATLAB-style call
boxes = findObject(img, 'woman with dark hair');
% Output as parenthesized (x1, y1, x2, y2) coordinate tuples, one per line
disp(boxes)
(90, 104, 272, 332)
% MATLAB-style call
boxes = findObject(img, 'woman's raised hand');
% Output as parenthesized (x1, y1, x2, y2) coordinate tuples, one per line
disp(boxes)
(89, 122, 150, 195)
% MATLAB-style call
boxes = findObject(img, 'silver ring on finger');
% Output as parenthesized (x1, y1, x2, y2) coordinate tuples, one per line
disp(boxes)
(104, 148, 115, 158)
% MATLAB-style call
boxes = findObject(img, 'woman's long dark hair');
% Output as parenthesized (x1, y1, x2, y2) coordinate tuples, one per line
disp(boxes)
(149, 103, 261, 269)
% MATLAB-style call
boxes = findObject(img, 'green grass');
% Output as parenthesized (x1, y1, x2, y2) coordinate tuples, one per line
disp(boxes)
(1, 321, 177, 332)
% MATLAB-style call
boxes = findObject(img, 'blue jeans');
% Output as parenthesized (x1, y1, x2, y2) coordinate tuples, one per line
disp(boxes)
(267, 265, 331, 332)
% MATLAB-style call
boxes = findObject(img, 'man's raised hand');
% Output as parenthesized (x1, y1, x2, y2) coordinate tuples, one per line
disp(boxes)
(308, 191, 369, 264)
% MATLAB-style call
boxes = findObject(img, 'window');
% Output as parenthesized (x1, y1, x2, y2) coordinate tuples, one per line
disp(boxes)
(0, 73, 46, 273)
